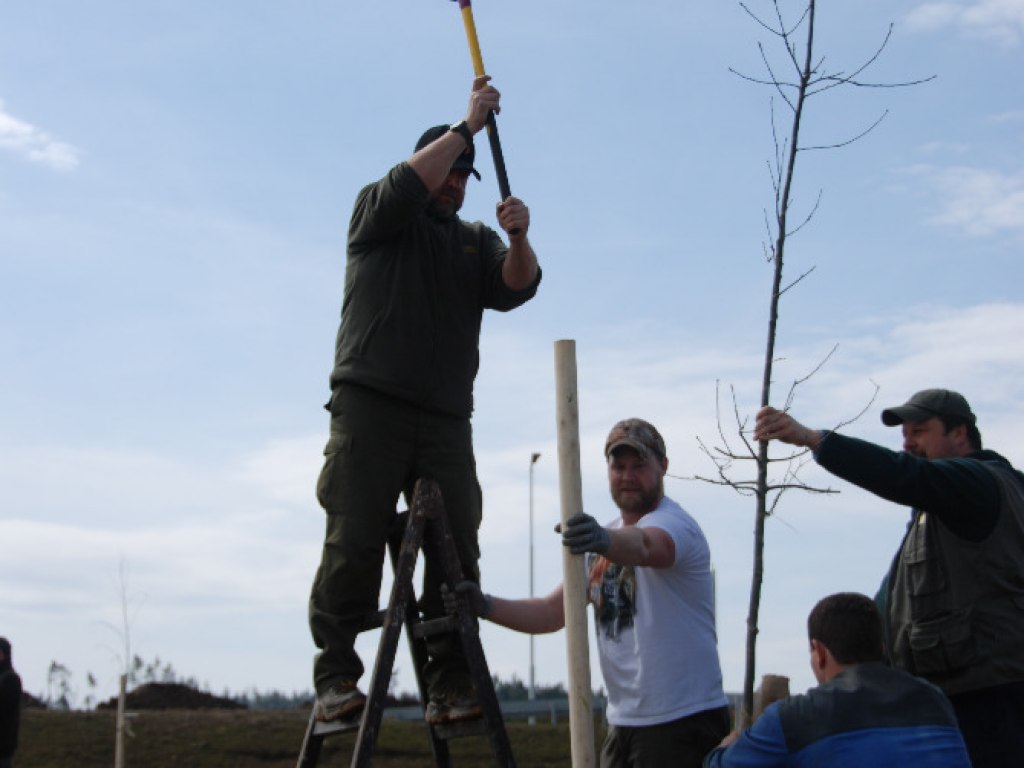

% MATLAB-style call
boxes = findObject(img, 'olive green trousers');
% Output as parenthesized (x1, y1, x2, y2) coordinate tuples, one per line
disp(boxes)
(308, 384, 482, 695)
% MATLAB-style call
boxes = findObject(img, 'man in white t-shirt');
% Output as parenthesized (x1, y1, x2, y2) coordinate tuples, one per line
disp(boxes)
(448, 418, 730, 768)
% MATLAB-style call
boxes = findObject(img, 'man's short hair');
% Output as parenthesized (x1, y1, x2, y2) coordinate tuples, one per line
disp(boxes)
(807, 593, 884, 665)
(938, 415, 984, 451)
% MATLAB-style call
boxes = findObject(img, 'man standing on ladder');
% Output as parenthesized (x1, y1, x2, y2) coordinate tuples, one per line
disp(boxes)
(308, 73, 541, 726)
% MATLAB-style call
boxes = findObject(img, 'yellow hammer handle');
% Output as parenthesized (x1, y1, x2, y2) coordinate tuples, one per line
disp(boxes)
(459, 5, 486, 77)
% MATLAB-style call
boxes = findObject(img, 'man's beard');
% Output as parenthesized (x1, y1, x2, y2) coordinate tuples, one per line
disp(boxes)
(427, 193, 462, 220)
(613, 479, 663, 516)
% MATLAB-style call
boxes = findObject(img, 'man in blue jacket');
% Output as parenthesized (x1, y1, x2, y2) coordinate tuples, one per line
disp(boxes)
(704, 593, 970, 767)
(755, 389, 1024, 768)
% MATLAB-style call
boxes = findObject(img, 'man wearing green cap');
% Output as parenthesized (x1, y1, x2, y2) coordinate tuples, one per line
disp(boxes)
(308, 74, 541, 725)
(754, 389, 1024, 768)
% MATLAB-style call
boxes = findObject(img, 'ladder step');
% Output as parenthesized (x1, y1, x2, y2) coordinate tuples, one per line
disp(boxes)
(359, 609, 388, 632)
(311, 717, 362, 737)
(358, 612, 457, 638)
(411, 615, 457, 638)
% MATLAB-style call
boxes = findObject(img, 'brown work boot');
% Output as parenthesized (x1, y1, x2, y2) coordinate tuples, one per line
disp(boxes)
(425, 679, 481, 724)
(315, 681, 366, 722)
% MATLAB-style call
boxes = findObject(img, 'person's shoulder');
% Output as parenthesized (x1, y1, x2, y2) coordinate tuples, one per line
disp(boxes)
(939, 450, 1024, 493)
(861, 661, 947, 697)
(655, 494, 686, 516)
(0, 669, 21, 692)
(652, 495, 704, 529)
(639, 496, 681, 524)
(971, 449, 1024, 477)
(456, 217, 502, 242)
(848, 663, 958, 723)
(643, 497, 710, 551)
(357, 162, 427, 199)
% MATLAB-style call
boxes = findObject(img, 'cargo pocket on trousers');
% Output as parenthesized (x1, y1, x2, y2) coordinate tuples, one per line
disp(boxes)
(908, 610, 975, 677)
(316, 432, 353, 511)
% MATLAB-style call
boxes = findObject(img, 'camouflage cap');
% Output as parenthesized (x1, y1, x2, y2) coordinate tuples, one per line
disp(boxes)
(604, 418, 667, 460)
(881, 388, 976, 427)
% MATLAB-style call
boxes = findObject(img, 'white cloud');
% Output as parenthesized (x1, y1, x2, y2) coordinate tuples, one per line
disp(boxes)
(908, 0, 1024, 45)
(989, 109, 1024, 125)
(0, 99, 80, 171)
(908, 164, 1024, 236)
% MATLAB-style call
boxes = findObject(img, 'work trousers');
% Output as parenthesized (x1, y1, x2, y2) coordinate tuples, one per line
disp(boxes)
(950, 680, 1024, 768)
(600, 706, 730, 768)
(308, 383, 482, 694)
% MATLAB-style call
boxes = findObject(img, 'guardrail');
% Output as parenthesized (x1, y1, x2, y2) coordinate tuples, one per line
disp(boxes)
(383, 696, 608, 726)
(383, 691, 744, 726)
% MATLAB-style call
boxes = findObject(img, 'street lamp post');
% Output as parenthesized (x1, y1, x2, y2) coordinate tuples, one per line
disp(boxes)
(529, 451, 541, 709)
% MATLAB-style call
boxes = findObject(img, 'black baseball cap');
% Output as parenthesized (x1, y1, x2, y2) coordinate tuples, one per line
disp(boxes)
(414, 124, 480, 180)
(880, 388, 976, 427)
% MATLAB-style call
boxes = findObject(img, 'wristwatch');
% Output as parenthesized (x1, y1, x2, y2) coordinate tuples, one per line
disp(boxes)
(449, 120, 473, 146)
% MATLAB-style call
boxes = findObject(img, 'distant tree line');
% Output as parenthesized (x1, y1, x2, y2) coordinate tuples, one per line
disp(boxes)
(38, 657, 586, 711)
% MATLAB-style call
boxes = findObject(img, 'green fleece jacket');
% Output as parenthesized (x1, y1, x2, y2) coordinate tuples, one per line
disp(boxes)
(328, 162, 540, 418)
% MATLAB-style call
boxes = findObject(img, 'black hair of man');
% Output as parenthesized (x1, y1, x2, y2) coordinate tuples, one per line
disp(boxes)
(806, 593, 885, 665)
(937, 414, 984, 451)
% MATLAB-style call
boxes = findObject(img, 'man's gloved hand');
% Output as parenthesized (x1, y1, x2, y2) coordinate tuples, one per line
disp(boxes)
(559, 511, 611, 555)
(441, 581, 491, 619)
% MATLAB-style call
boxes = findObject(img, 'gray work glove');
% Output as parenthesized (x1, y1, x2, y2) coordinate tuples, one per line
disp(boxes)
(441, 581, 491, 619)
(558, 511, 611, 555)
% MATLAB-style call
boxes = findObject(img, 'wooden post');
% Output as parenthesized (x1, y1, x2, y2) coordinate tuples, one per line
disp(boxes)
(114, 672, 127, 768)
(554, 339, 596, 767)
(754, 674, 790, 721)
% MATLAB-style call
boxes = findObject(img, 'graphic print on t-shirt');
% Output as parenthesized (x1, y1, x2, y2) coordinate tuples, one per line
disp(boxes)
(587, 555, 636, 640)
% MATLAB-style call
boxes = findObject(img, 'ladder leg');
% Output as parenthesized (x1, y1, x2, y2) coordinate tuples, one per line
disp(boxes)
(295, 708, 324, 768)
(349, 504, 428, 768)
(419, 479, 518, 768)
(387, 514, 453, 768)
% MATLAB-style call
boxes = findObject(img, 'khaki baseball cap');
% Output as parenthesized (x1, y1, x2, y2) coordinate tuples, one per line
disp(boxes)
(604, 418, 667, 460)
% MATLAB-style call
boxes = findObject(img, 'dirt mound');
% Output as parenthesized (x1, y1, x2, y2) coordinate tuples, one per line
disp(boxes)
(21, 690, 45, 709)
(97, 682, 246, 710)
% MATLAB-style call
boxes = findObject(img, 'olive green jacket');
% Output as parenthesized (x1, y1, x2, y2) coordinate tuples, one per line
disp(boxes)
(328, 162, 540, 418)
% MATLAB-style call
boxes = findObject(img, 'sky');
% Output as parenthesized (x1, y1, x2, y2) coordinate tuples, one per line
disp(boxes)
(2, 0, 1023, 708)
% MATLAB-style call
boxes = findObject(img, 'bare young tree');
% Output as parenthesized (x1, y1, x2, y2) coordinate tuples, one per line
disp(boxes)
(46, 660, 74, 709)
(691, 0, 931, 729)
(100, 557, 145, 768)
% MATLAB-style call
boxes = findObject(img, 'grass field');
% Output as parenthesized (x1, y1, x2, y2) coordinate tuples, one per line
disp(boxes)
(20, 708, 599, 767)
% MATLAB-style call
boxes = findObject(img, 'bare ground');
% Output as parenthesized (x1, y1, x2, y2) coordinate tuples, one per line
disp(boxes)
(20, 708, 587, 767)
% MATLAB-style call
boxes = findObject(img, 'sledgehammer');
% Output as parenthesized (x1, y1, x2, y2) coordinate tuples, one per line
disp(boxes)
(449, 0, 514, 206)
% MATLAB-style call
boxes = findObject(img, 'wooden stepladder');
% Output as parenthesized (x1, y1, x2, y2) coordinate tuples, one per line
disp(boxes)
(296, 478, 516, 768)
